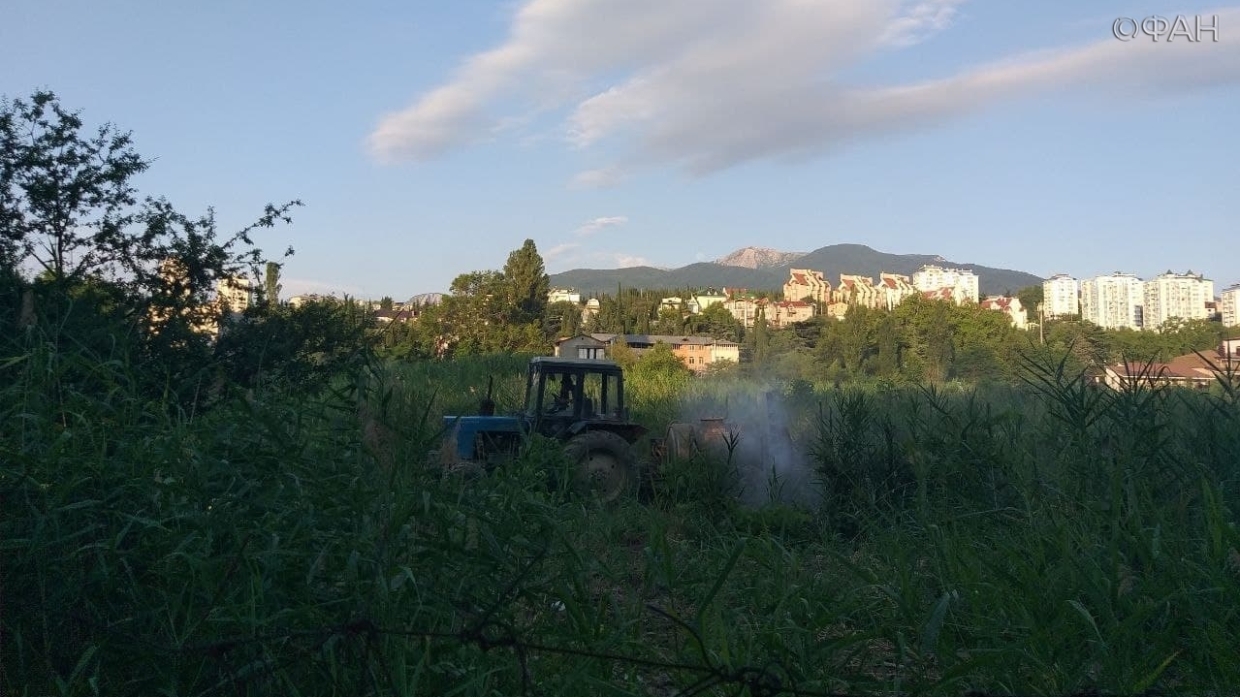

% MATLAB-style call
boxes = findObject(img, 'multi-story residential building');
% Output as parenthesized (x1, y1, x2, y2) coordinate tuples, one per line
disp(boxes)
(878, 273, 918, 310)
(724, 298, 761, 328)
(783, 269, 831, 304)
(770, 300, 816, 327)
(724, 298, 816, 328)
(1221, 284, 1240, 327)
(834, 274, 884, 309)
(1081, 273, 1144, 330)
(912, 265, 979, 305)
(548, 288, 581, 304)
(1142, 271, 1214, 330)
(216, 276, 253, 314)
(1042, 274, 1080, 318)
(980, 296, 1028, 330)
(152, 259, 251, 338)
(687, 291, 728, 314)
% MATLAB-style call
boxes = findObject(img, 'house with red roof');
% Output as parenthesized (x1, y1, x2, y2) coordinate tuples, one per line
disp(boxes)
(979, 296, 1028, 329)
(1102, 343, 1238, 391)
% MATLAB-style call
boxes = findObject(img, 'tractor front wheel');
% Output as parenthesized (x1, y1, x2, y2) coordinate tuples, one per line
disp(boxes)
(563, 430, 635, 503)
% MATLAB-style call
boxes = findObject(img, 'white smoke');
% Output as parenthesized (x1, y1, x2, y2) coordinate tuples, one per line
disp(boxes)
(674, 385, 821, 508)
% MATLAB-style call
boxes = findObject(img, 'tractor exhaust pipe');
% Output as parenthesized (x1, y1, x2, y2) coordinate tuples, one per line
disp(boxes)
(479, 376, 495, 416)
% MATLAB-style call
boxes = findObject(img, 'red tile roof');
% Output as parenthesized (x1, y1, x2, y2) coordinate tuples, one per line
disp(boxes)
(1107, 351, 1235, 381)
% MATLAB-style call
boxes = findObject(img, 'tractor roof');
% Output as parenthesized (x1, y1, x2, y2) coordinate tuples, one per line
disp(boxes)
(530, 356, 624, 374)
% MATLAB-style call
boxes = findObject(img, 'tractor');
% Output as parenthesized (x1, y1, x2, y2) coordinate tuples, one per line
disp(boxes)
(435, 356, 649, 501)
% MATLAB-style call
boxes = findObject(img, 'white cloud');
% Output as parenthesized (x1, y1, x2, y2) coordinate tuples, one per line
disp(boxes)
(543, 241, 580, 262)
(613, 253, 653, 268)
(568, 165, 626, 189)
(573, 215, 628, 237)
(879, 0, 967, 47)
(368, 1, 1240, 177)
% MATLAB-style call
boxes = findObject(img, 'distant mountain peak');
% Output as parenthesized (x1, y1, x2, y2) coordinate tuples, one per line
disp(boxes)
(716, 246, 806, 269)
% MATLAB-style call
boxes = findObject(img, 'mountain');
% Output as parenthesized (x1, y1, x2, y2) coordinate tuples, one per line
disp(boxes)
(406, 292, 444, 306)
(548, 243, 1042, 297)
(715, 246, 806, 269)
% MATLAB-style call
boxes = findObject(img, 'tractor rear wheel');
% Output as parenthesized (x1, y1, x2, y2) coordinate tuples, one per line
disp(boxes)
(563, 430, 635, 503)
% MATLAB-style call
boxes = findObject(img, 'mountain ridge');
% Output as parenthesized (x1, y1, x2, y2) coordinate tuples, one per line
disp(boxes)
(715, 246, 807, 269)
(549, 243, 1042, 297)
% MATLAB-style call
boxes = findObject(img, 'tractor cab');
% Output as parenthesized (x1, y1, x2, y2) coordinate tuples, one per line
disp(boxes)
(523, 357, 645, 444)
(524, 357, 631, 435)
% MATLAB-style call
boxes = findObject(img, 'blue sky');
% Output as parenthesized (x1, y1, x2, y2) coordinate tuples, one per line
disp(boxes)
(3, 1, 1236, 299)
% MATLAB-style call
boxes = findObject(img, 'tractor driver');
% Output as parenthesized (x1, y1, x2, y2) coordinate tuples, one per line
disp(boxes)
(549, 373, 575, 414)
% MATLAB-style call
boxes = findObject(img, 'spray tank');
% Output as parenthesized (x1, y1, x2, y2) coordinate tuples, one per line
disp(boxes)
(651, 388, 817, 506)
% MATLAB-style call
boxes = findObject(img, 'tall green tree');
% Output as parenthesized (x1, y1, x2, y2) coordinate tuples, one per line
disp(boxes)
(1016, 285, 1044, 323)
(264, 261, 283, 306)
(0, 91, 147, 282)
(752, 305, 770, 364)
(502, 239, 549, 324)
(544, 300, 583, 338)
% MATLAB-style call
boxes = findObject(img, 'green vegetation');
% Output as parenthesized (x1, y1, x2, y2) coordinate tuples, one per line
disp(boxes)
(5, 90, 1240, 696)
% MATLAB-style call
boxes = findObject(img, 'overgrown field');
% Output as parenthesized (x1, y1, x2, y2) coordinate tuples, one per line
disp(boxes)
(5, 347, 1240, 696)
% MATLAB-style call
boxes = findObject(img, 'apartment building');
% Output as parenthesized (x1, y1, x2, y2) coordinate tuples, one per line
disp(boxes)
(687, 292, 728, 314)
(783, 269, 831, 304)
(217, 276, 254, 314)
(1042, 274, 1080, 318)
(1142, 271, 1214, 330)
(878, 273, 919, 310)
(834, 274, 884, 309)
(1081, 273, 1144, 330)
(548, 288, 581, 304)
(1221, 284, 1240, 327)
(912, 265, 979, 304)
(979, 296, 1028, 330)
(723, 298, 816, 329)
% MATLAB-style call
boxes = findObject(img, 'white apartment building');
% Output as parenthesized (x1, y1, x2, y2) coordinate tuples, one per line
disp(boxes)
(1042, 274, 1080, 318)
(1222, 284, 1240, 328)
(1081, 273, 1144, 330)
(912, 265, 979, 304)
(1142, 271, 1214, 330)
(548, 288, 581, 304)
(217, 276, 253, 313)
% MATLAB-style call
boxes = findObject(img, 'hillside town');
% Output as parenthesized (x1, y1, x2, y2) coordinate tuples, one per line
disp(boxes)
(260, 262, 1239, 379)
(302, 263, 1234, 336)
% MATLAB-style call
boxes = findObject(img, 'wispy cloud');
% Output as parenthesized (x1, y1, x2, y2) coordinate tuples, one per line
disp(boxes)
(613, 253, 653, 268)
(879, 0, 967, 47)
(573, 215, 628, 237)
(568, 165, 626, 189)
(367, 1, 1240, 179)
(543, 242, 580, 262)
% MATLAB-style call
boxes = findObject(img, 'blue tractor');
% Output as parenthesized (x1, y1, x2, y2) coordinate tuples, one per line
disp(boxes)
(437, 356, 649, 501)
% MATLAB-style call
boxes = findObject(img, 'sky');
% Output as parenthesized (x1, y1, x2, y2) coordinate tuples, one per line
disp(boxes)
(3, 0, 1237, 299)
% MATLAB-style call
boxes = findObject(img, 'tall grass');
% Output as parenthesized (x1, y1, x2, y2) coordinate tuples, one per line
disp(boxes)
(5, 340, 1240, 695)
